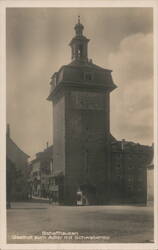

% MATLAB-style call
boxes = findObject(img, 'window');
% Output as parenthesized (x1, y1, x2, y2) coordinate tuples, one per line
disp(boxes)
(78, 44, 83, 57)
(137, 186, 142, 192)
(84, 150, 89, 174)
(128, 185, 134, 192)
(137, 177, 142, 183)
(127, 176, 134, 191)
(84, 72, 93, 81)
(116, 164, 121, 169)
(138, 164, 143, 169)
(128, 176, 133, 183)
(118, 154, 122, 159)
(128, 154, 132, 160)
(116, 174, 122, 182)
(128, 165, 133, 170)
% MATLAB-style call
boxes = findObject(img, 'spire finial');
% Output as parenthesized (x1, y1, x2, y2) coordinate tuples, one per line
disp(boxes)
(74, 15, 83, 36)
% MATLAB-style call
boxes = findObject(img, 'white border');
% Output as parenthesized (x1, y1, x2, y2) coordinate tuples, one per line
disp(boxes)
(0, 1, 158, 250)
(153, 1, 158, 248)
(0, 0, 7, 246)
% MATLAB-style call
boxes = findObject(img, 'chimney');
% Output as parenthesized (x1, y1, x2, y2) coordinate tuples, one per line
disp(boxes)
(7, 124, 10, 137)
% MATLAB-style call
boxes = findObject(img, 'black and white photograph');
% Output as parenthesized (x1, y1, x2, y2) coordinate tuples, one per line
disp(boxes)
(1, 1, 157, 249)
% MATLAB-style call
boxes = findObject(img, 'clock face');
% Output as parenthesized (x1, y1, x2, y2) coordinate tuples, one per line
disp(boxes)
(71, 91, 104, 110)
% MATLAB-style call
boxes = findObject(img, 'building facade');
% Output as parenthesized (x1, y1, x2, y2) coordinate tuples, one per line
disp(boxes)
(28, 145, 53, 198)
(147, 161, 154, 206)
(46, 19, 153, 205)
(6, 125, 30, 202)
(110, 138, 153, 204)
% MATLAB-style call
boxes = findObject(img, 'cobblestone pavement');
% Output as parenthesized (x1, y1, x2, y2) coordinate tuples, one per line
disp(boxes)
(7, 202, 154, 243)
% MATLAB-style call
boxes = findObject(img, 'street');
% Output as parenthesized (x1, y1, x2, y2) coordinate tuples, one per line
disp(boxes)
(7, 202, 154, 243)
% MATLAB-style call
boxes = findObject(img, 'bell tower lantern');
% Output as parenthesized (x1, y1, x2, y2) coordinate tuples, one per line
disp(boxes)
(69, 16, 89, 62)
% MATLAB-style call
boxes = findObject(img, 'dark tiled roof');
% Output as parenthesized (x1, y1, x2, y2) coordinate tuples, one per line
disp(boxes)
(68, 60, 112, 72)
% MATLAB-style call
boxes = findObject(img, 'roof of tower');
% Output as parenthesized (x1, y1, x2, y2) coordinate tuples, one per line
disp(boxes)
(67, 59, 112, 72)
(47, 18, 117, 101)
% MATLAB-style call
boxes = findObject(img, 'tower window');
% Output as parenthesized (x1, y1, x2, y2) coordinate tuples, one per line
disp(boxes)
(84, 149, 89, 174)
(117, 175, 121, 180)
(116, 164, 121, 169)
(128, 165, 133, 170)
(78, 44, 83, 57)
(128, 176, 134, 183)
(84, 72, 93, 81)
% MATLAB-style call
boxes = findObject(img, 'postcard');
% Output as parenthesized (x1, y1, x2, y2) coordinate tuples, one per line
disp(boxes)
(0, 1, 158, 250)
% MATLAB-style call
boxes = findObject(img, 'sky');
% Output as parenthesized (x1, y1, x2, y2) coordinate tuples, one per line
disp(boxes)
(6, 7, 153, 159)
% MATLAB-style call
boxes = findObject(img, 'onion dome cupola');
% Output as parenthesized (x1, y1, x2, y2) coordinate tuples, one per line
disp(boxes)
(69, 16, 90, 62)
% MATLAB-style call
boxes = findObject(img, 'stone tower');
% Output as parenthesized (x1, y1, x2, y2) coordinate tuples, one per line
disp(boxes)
(48, 17, 116, 205)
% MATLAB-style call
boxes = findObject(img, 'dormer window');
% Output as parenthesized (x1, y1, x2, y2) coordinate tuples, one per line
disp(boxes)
(84, 72, 93, 81)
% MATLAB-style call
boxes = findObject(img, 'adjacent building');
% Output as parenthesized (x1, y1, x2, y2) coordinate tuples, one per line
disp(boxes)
(147, 160, 154, 206)
(28, 145, 53, 198)
(111, 138, 153, 204)
(6, 125, 29, 201)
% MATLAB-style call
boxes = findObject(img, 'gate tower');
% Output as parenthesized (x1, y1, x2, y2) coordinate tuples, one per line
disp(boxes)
(48, 17, 116, 205)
